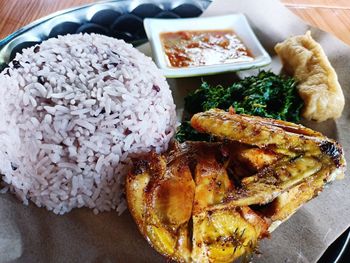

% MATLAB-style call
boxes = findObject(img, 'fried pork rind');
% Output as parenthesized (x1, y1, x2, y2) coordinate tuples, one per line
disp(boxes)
(275, 31, 345, 122)
(127, 110, 346, 263)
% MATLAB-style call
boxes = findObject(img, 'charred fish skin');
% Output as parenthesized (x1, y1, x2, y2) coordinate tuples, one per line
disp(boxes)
(319, 140, 345, 168)
(191, 109, 327, 156)
(191, 109, 346, 166)
(126, 109, 346, 263)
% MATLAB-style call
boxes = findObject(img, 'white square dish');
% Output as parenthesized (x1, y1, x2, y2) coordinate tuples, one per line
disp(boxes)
(144, 14, 272, 78)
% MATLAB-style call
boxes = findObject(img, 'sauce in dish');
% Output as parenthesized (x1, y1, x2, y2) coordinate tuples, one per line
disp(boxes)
(160, 30, 253, 68)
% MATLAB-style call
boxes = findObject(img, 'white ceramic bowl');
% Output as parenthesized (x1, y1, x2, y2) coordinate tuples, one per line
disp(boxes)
(144, 14, 272, 78)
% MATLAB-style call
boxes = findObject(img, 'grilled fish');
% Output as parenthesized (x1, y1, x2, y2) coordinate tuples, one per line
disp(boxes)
(126, 109, 346, 262)
(191, 109, 345, 208)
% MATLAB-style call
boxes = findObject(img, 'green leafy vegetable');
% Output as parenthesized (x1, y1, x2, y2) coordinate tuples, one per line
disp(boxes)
(175, 71, 303, 142)
(175, 121, 212, 143)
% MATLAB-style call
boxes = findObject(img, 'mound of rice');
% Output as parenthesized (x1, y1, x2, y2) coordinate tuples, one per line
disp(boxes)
(0, 33, 176, 214)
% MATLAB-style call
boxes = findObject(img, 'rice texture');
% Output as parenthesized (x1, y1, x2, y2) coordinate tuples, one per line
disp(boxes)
(0, 33, 176, 214)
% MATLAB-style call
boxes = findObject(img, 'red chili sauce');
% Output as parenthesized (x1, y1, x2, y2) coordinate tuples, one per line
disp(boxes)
(160, 30, 253, 68)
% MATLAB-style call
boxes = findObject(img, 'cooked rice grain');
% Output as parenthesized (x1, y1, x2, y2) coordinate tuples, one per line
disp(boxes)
(0, 33, 176, 214)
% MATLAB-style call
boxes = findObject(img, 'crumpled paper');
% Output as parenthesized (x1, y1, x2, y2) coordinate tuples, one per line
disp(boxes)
(0, 0, 349, 262)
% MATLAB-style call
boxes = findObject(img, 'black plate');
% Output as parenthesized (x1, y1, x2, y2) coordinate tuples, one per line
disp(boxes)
(0, 0, 211, 71)
(319, 228, 350, 263)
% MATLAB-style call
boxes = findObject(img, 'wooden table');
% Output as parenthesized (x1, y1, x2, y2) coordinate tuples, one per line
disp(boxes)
(281, 0, 350, 44)
(0, 0, 350, 45)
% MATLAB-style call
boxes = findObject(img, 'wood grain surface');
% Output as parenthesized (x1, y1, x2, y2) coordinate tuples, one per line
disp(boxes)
(0, 0, 350, 45)
(282, 0, 350, 44)
(0, 0, 96, 39)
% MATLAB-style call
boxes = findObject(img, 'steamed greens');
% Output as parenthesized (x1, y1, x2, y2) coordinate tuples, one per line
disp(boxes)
(176, 71, 303, 142)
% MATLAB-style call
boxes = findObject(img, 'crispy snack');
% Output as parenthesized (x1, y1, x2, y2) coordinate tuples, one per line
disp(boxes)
(126, 109, 346, 262)
(275, 31, 345, 122)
